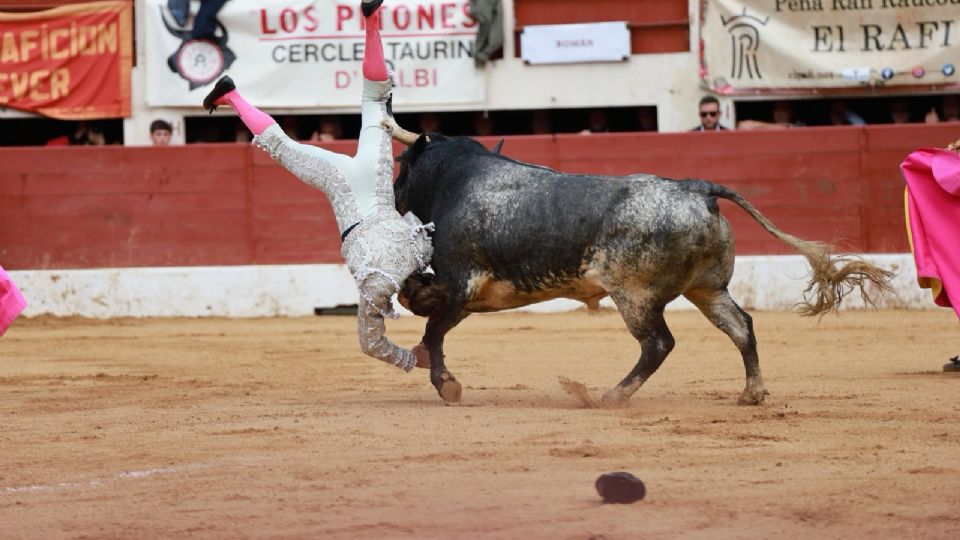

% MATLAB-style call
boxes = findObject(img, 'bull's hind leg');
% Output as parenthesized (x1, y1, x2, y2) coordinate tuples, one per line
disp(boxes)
(602, 293, 675, 404)
(684, 288, 766, 405)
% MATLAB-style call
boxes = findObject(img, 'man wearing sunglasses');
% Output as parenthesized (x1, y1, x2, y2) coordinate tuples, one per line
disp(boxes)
(692, 95, 729, 131)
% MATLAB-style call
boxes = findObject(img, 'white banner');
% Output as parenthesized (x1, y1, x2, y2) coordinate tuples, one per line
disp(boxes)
(520, 22, 630, 64)
(145, 0, 485, 108)
(700, 0, 960, 93)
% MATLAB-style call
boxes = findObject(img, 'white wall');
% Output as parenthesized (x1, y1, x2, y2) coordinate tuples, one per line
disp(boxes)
(9, 254, 935, 319)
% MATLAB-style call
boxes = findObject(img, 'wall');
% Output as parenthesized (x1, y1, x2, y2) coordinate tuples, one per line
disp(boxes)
(3, 124, 952, 272)
(117, 0, 704, 143)
(10, 254, 929, 318)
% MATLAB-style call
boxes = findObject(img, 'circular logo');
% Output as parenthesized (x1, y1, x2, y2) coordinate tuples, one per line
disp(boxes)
(912, 66, 926, 79)
(175, 39, 225, 85)
(881, 68, 894, 80)
(943, 64, 956, 77)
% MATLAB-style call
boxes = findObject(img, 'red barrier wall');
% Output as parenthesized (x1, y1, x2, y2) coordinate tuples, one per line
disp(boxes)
(1, 124, 955, 270)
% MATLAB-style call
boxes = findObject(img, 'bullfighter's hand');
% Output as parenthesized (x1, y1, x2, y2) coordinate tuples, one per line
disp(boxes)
(413, 343, 430, 369)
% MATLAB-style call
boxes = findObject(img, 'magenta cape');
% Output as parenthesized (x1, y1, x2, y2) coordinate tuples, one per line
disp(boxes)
(901, 148, 960, 319)
(0, 265, 26, 336)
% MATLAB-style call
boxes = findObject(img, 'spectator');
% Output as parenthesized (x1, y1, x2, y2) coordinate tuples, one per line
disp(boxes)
(692, 95, 729, 131)
(418, 112, 442, 134)
(233, 120, 251, 143)
(279, 115, 301, 140)
(531, 110, 552, 134)
(473, 111, 494, 136)
(890, 99, 912, 124)
(829, 101, 865, 126)
(309, 117, 343, 142)
(637, 107, 657, 132)
(925, 95, 960, 124)
(150, 119, 173, 146)
(581, 109, 610, 134)
(738, 100, 803, 130)
(70, 122, 106, 145)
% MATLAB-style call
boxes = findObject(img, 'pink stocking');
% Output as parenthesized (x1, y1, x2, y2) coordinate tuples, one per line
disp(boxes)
(362, 9, 388, 81)
(222, 90, 276, 136)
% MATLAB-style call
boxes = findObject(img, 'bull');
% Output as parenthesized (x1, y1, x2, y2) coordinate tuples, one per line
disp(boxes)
(384, 120, 893, 405)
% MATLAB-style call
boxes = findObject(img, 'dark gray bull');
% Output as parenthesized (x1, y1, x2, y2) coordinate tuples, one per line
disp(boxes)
(387, 124, 893, 405)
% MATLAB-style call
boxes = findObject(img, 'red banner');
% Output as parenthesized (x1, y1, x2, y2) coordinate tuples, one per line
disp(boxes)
(0, 1, 132, 119)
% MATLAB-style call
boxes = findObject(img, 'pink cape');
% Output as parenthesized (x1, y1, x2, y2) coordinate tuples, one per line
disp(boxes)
(901, 148, 960, 320)
(0, 265, 27, 336)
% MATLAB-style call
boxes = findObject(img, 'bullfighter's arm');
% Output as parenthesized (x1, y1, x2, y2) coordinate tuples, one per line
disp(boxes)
(357, 293, 416, 371)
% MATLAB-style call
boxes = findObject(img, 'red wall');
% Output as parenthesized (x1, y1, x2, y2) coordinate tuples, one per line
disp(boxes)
(513, 0, 690, 54)
(0, 124, 953, 270)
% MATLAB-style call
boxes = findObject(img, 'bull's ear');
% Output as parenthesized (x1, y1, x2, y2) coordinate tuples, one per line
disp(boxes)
(491, 139, 505, 154)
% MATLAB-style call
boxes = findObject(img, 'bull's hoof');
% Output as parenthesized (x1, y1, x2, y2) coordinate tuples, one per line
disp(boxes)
(438, 371, 462, 403)
(737, 387, 768, 406)
(601, 387, 629, 405)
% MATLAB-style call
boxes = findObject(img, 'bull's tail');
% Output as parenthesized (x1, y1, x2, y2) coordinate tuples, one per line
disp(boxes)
(689, 180, 894, 317)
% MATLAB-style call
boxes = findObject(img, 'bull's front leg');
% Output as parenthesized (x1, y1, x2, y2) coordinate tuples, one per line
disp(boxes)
(399, 272, 469, 403)
(421, 307, 470, 403)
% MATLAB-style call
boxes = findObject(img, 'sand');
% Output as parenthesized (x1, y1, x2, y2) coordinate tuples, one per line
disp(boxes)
(1, 309, 959, 539)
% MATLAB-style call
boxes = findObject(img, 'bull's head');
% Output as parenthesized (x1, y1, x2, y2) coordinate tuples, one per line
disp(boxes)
(384, 117, 505, 217)
(384, 117, 437, 215)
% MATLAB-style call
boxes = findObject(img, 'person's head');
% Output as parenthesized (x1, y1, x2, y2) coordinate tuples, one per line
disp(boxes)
(234, 121, 251, 143)
(772, 101, 794, 124)
(588, 109, 609, 132)
(149, 119, 173, 146)
(698, 96, 721, 129)
(942, 95, 959, 121)
(419, 112, 441, 133)
(829, 101, 849, 125)
(473, 111, 494, 136)
(531, 110, 552, 134)
(73, 122, 105, 145)
(87, 127, 106, 145)
(890, 99, 911, 124)
(311, 117, 342, 142)
(637, 107, 657, 131)
(280, 116, 301, 139)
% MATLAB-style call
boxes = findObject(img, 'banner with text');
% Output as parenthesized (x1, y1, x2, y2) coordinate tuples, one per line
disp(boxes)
(0, 1, 132, 119)
(521, 22, 630, 64)
(145, 0, 484, 108)
(700, 0, 960, 93)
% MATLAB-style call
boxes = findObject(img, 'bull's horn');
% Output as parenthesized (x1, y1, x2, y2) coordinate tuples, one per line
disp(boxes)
(382, 117, 421, 146)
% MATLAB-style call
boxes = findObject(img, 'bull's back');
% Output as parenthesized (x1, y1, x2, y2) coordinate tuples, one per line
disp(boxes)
(434, 163, 727, 295)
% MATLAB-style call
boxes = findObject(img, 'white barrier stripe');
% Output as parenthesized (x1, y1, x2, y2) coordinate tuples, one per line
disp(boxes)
(7, 254, 934, 318)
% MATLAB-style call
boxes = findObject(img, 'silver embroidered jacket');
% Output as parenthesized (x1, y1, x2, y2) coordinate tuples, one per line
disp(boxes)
(252, 78, 433, 371)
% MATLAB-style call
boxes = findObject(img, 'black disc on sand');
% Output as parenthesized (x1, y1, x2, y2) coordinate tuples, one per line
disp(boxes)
(595, 472, 646, 504)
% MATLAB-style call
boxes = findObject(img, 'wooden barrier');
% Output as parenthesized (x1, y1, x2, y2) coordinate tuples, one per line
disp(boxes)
(1, 124, 956, 270)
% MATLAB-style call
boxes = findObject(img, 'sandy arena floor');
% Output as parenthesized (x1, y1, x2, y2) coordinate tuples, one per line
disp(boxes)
(1, 309, 959, 539)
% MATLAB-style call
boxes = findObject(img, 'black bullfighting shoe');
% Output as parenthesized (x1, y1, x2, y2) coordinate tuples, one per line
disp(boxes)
(203, 76, 236, 114)
(945, 356, 960, 372)
(361, 0, 384, 18)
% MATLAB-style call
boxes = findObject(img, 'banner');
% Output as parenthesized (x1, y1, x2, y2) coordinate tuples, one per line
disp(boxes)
(0, 1, 132, 119)
(700, 0, 960, 93)
(145, 0, 485, 108)
(520, 22, 630, 65)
